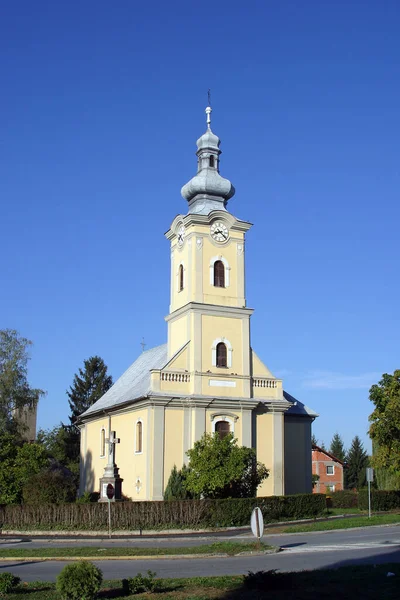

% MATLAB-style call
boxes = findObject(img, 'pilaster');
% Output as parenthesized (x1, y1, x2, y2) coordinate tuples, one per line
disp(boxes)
(151, 405, 165, 500)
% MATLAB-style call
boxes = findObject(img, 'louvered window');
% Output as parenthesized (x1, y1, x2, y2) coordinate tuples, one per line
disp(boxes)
(136, 421, 143, 453)
(215, 420, 230, 440)
(216, 342, 227, 367)
(100, 429, 105, 457)
(179, 264, 184, 291)
(214, 260, 225, 287)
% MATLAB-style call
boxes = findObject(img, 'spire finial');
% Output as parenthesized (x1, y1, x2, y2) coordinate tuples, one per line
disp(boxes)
(206, 89, 212, 130)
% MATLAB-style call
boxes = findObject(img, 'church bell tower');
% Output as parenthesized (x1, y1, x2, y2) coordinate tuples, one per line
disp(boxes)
(163, 105, 257, 401)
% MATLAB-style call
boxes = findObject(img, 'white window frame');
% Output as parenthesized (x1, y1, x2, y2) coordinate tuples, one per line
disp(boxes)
(100, 427, 106, 458)
(326, 464, 334, 475)
(209, 256, 230, 287)
(135, 419, 143, 455)
(212, 337, 232, 368)
(176, 262, 185, 293)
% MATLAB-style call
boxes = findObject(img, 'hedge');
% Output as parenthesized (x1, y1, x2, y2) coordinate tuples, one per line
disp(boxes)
(358, 490, 400, 512)
(329, 490, 358, 509)
(0, 493, 326, 531)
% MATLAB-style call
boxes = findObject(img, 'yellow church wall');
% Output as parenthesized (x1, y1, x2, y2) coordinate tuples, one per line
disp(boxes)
(164, 344, 189, 370)
(255, 410, 275, 497)
(251, 351, 275, 378)
(201, 314, 243, 373)
(83, 418, 108, 494)
(201, 239, 241, 307)
(164, 408, 184, 486)
(160, 378, 191, 394)
(82, 410, 150, 500)
(168, 316, 189, 358)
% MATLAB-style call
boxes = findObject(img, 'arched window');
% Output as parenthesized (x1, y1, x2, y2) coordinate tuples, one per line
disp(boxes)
(136, 421, 143, 453)
(100, 428, 106, 457)
(215, 420, 230, 440)
(216, 342, 227, 367)
(209, 155, 215, 168)
(214, 260, 225, 288)
(178, 264, 184, 292)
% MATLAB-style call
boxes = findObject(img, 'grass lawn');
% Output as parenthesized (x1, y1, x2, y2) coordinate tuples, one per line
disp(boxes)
(282, 513, 400, 533)
(3, 564, 400, 599)
(0, 541, 274, 559)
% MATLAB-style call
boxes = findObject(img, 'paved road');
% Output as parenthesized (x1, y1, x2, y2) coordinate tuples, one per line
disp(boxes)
(1, 526, 400, 581)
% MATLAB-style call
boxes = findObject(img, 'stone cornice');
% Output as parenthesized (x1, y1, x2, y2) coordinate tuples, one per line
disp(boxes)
(165, 211, 252, 240)
(165, 301, 254, 323)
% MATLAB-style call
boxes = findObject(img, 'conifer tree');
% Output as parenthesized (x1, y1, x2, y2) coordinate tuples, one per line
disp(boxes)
(164, 464, 192, 500)
(67, 356, 113, 422)
(345, 436, 368, 490)
(329, 433, 346, 462)
(311, 433, 318, 446)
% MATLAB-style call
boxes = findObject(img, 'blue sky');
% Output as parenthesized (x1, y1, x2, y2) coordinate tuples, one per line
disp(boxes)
(1, 1, 399, 453)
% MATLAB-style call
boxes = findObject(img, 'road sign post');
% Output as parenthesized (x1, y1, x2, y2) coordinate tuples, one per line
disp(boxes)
(366, 467, 374, 518)
(250, 507, 264, 550)
(106, 483, 115, 538)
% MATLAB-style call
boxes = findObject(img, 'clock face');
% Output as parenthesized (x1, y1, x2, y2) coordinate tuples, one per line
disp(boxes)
(210, 221, 229, 243)
(177, 224, 185, 246)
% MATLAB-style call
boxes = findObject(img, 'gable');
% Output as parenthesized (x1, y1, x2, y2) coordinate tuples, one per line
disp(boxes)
(251, 349, 276, 378)
(163, 341, 190, 371)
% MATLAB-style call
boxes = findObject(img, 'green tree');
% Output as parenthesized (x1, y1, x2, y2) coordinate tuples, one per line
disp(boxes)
(38, 356, 114, 481)
(67, 356, 113, 422)
(0, 329, 45, 434)
(345, 435, 368, 490)
(0, 433, 48, 504)
(37, 424, 81, 482)
(185, 433, 269, 499)
(311, 433, 318, 446)
(329, 432, 346, 462)
(369, 370, 400, 476)
(164, 464, 193, 500)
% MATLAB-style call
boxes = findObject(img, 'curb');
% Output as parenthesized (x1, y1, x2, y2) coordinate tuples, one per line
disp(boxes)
(0, 547, 280, 562)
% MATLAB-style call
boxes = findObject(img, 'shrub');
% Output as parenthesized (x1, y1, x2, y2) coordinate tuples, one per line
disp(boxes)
(56, 561, 103, 600)
(329, 490, 358, 509)
(76, 491, 100, 504)
(0, 493, 326, 531)
(22, 470, 77, 505)
(0, 572, 20, 595)
(122, 571, 156, 595)
(358, 490, 400, 511)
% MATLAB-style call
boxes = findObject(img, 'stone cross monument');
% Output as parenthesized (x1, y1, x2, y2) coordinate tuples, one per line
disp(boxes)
(99, 430, 123, 501)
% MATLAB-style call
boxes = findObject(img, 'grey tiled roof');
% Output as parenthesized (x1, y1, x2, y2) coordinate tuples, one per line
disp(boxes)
(283, 390, 319, 418)
(78, 343, 317, 420)
(80, 344, 168, 418)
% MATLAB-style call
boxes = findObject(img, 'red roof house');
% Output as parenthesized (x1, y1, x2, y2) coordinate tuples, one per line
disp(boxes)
(312, 444, 345, 494)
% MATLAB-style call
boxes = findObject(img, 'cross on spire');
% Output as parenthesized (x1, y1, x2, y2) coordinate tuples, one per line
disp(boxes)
(140, 337, 146, 352)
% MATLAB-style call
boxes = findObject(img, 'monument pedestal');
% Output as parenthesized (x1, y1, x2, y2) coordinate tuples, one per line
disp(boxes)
(99, 474, 123, 502)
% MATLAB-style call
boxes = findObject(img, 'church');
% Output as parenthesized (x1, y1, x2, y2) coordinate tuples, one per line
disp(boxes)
(78, 105, 317, 501)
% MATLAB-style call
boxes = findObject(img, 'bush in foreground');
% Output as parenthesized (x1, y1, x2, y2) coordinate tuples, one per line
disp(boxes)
(56, 561, 102, 600)
(0, 572, 21, 595)
(358, 490, 400, 511)
(122, 570, 157, 594)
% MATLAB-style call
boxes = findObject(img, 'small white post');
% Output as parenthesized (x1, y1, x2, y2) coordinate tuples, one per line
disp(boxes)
(108, 498, 112, 538)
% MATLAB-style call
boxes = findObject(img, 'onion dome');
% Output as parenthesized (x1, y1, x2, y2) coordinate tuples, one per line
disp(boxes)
(181, 106, 235, 214)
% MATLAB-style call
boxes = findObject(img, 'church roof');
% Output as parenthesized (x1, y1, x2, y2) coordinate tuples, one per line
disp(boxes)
(78, 345, 318, 420)
(283, 390, 319, 418)
(79, 343, 168, 418)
